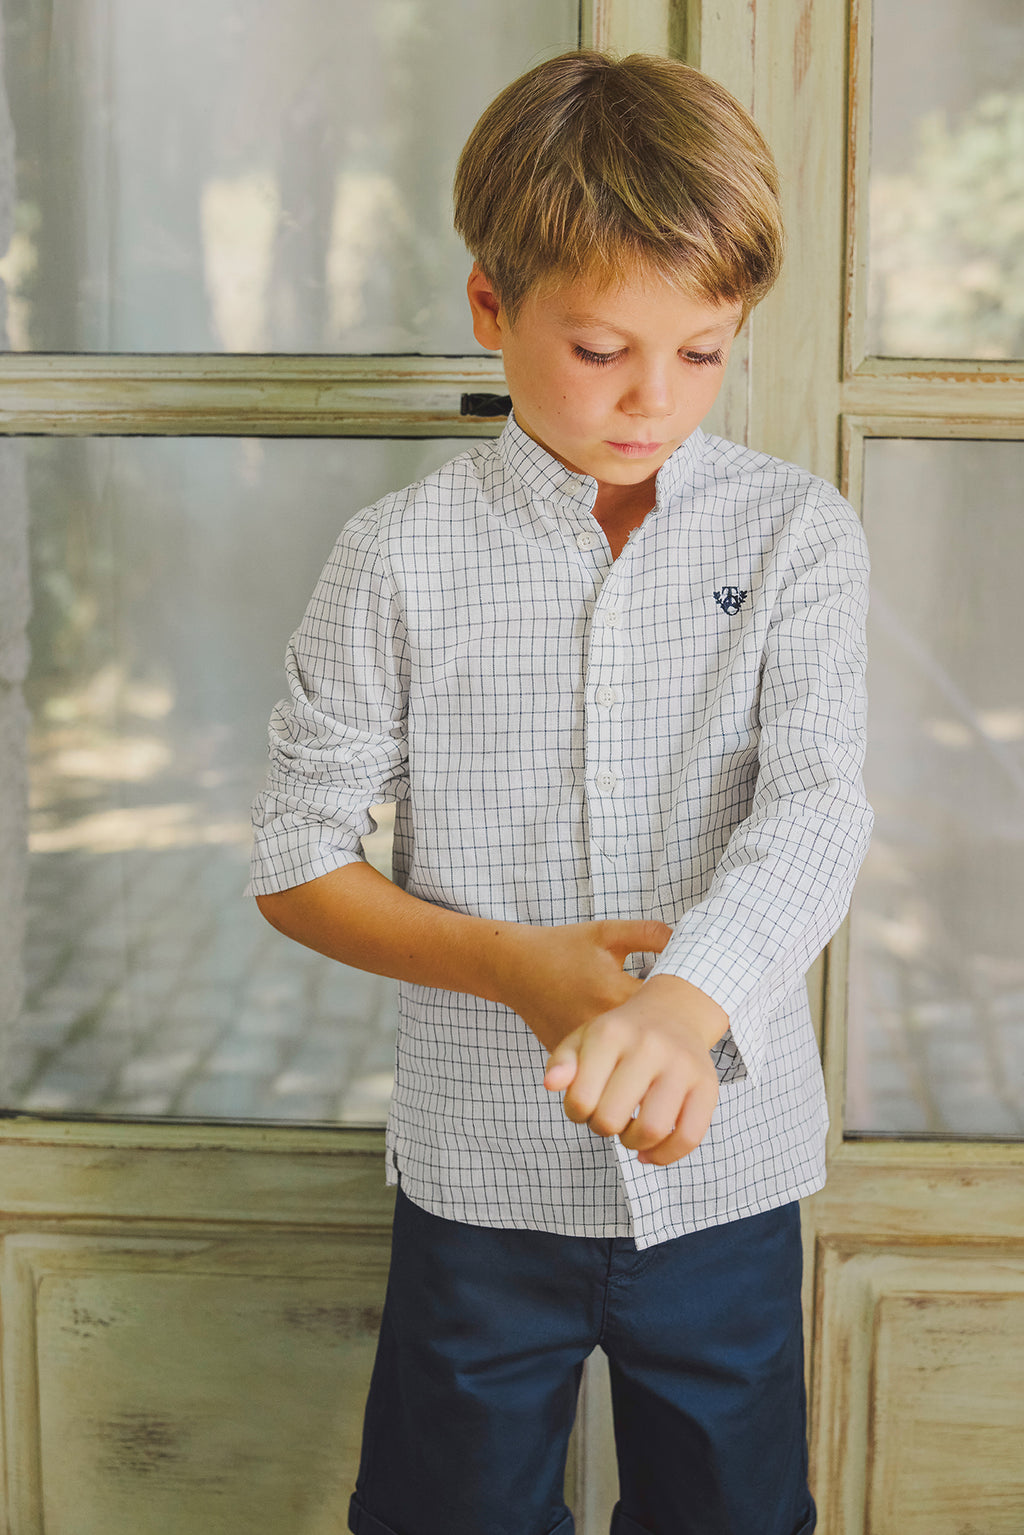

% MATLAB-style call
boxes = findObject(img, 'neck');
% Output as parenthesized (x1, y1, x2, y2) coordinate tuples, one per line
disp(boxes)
(589, 478, 658, 560)
(591, 474, 658, 531)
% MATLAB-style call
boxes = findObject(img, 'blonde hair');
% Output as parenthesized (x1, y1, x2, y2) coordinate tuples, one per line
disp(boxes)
(454, 51, 784, 325)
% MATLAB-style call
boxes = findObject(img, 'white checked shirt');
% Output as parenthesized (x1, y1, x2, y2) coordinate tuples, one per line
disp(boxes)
(251, 414, 873, 1248)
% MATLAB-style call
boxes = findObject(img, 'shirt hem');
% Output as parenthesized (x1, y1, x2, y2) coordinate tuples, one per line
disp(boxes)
(384, 1154, 827, 1247)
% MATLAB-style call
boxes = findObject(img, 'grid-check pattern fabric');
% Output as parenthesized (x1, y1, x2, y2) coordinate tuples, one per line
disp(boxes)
(250, 414, 874, 1248)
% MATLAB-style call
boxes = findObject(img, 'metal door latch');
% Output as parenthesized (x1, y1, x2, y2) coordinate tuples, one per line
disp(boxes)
(460, 393, 512, 417)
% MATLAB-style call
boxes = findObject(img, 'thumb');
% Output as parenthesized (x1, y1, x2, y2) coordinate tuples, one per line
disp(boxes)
(604, 918, 674, 960)
(544, 1029, 583, 1092)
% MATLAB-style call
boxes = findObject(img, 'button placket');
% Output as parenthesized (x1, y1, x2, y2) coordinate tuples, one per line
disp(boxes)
(586, 574, 631, 869)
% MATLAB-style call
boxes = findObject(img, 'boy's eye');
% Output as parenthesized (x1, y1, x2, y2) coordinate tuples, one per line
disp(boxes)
(572, 344, 727, 369)
(572, 345, 620, 367)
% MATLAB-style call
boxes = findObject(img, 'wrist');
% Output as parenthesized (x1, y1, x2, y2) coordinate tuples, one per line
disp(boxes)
(462, 915, 538, 1010)
(638, 973, 729, 1050)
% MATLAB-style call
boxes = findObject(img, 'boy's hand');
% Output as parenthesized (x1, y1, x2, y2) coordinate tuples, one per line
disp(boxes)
(493, 918, 674, 1054)
(543, 974, 726, 1167)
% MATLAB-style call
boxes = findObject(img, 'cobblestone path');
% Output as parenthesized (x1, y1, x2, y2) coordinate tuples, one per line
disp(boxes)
(9, 842, 398, 1125)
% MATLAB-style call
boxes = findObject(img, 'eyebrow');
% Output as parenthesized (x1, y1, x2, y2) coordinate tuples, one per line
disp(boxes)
(557, 310, 741, 340)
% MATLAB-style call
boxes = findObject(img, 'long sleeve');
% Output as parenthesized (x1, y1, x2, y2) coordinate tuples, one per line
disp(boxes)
(249, 507, 409, 896)
(647, 484, 874, 1084)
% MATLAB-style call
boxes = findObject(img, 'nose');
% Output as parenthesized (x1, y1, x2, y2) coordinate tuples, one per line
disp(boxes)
(621, 361, 673, 419)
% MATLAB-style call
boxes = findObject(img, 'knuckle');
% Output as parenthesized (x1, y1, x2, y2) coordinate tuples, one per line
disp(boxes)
(637, 1028, 667, 1059)
(588, 1112, 620, 1138)
(626, 1126, 661, 1151)
(648, 1120, 678, 1146)
(589, 1014, 625, 1047)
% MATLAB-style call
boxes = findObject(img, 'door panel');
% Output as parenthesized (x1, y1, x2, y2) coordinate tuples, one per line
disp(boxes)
(5, 1223, 391, 1533)
(0, 1134, 393, 1532)
(813, 1242, 1024, 1534)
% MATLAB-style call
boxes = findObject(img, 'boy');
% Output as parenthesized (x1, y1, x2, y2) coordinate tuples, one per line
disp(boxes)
(251, 50, 872, 1535)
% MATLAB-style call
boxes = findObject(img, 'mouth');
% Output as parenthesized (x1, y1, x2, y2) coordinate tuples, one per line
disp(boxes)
(605, 440, 663, 458)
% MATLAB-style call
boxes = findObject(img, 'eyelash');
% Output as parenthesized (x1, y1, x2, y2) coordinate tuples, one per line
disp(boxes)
(572, 345, 725, 369)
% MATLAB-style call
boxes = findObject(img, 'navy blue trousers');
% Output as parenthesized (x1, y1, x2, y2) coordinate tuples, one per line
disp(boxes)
(349, 1187, 815, 1535)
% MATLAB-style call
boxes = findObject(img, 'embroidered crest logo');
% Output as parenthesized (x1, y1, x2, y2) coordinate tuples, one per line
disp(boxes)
(713, 585, 747, 616)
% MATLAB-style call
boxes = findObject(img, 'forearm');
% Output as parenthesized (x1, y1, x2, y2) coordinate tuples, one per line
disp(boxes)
(255, 861, 525, 1005)
(256, 864, 677, 1050)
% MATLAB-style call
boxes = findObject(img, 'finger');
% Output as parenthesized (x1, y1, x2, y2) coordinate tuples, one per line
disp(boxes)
(602, 919, 674, 962)
(561, 1027, 628, 1124)
(583, 1055, 661, 1140)
(616, 1074, 685, 1152)
(636, 1076, 719, 1166)
(543, 1028, 584, 1092)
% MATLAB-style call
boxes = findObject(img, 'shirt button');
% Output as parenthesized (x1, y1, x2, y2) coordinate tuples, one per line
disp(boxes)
(595, 685, 618, 707)
(602, 608, 622, 628)
(576, 530, 597, 551)
(595, 770, 617, 793)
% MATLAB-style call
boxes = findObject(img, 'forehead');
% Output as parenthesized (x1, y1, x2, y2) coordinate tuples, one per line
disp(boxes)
(529, 270, 742, 337)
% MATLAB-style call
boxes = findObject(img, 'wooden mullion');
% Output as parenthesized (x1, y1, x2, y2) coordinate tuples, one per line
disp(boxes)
(844, 0, 873, 376)
(580, 0, 674, 54)
(841, 372, 1024, 424)
(0, 354, 509, 437)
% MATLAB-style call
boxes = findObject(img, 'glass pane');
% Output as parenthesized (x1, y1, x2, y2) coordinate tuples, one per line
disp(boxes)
(0, 0, 578, 353)
(867, 0, 1024, 360)
(10, 435, 479, 1123)
(847, 439, 1024, 1135)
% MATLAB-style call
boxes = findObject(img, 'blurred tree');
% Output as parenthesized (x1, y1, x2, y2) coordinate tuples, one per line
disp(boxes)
(869, 91, 1024, 359)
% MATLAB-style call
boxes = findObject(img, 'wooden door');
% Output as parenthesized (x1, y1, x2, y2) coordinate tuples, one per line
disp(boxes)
(575, 3, 1024, 1530)
(711, 2, 1024, 1529)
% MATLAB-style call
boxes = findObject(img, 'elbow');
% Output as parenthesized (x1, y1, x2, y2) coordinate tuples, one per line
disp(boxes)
(255, 890, 295, 934)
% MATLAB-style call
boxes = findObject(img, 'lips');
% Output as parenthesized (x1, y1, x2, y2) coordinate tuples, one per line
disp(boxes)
(606, 440, 662, 457)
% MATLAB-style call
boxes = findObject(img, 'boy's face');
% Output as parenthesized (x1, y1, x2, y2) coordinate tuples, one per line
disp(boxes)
(467, 264, 742, 492)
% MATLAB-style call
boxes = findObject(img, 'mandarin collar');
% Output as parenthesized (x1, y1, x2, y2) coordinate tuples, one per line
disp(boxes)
(497, 409, 706, 517)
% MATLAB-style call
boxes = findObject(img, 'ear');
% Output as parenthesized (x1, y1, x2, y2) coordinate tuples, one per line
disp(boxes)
(466, 263, 504, 351)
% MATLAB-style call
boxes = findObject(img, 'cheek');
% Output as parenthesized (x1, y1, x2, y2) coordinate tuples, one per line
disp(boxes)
(545, 374, 591, 421)
(692, 368, 726, 411)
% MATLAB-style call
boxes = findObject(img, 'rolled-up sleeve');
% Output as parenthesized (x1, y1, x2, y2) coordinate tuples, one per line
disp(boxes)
(648, 485, 874, 1084)
(248, 507, 409, 896)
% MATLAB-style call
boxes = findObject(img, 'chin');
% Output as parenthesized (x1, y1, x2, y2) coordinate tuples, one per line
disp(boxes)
(600, 466, 659, 484)
(597, 452, 673, 480)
